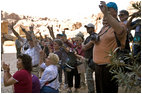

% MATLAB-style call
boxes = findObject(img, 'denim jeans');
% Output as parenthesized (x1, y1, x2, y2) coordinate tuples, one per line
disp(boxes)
(40, 86, 59, 93)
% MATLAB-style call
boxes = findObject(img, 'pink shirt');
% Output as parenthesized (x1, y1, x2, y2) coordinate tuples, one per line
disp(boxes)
(13, 69, 32, 93)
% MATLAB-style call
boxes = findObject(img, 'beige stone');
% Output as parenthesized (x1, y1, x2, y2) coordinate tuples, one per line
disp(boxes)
(1, 21, 8, 34)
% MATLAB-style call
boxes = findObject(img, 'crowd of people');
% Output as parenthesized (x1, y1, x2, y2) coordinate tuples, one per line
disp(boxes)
(2, 1, 141, 93)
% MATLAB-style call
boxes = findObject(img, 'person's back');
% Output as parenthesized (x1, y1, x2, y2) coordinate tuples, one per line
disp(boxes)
(32, 74, 40, 93)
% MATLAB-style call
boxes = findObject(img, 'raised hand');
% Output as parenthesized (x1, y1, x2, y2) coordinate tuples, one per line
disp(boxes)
(47, 25, 55, 39)
(2, 62, 10, 72)
(99, 1, 108, 15)
(47, 26, 51, 30)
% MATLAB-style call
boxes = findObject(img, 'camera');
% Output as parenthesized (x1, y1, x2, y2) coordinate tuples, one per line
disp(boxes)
(90, 33, 100, 42)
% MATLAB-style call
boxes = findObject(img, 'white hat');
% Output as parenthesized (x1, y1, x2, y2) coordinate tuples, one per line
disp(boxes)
(84, 23, 94, 28)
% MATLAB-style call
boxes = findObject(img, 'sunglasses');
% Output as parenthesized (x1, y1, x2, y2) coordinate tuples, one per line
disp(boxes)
(118, 14, 125, 17)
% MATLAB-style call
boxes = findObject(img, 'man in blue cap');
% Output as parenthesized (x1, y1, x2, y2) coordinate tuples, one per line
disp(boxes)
(92, 1, 127, 93)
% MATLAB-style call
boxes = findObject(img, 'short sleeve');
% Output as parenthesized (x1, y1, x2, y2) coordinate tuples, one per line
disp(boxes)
(13, 71, 23, 82)
(13, 70, 30, 83)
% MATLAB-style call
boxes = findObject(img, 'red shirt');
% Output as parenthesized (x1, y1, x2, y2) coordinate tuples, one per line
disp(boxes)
(13, 69, 32, 93)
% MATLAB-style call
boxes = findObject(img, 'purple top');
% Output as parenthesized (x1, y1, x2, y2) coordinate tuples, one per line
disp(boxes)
(32, 74, 40, 93)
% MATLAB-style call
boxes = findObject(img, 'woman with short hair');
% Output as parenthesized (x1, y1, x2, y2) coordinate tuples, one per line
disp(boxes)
(40, 53, 60, 93)
(2, 54, 32, 93)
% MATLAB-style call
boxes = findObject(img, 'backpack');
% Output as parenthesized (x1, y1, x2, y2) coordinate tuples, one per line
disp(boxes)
(60, 47, 77, 70)
(65, 52, 77, 69)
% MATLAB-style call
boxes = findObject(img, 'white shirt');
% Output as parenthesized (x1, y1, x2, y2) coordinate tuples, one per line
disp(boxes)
(40, 63, 59, 90)
(24, 44, 41, 66)
(20, 38, 29, 54)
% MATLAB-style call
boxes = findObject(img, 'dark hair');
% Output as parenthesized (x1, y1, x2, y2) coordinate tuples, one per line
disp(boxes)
(27, 37, 33, 42)
(119, 10, 129, 16)
(57, 34, 63, 37)
(54, 39, 63, 47)
(17, 54, 32, 72)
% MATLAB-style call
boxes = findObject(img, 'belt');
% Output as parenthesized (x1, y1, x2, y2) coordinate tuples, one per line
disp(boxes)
(33, 64, 38, 67)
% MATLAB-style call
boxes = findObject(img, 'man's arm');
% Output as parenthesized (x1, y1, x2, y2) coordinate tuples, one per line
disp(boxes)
(20, 26, 32, 40)
(99, 1, 124, 34)
(47, 26, 55, 39)
(126, 12, 139, 31)
(31, 31, 38, 47)
(39, 32, 44, 40)
(82, 41, 94, 51)
(9, 23, 22, 41)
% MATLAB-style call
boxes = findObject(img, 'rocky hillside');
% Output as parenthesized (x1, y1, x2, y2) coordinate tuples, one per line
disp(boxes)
(1, 10, 104, 40)
(1, 1, 135, 41)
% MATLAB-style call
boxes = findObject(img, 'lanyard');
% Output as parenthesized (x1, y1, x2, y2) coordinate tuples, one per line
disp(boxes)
(98, 26, 111, 37)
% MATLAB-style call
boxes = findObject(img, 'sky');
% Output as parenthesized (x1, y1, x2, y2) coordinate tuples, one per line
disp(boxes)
(0, 0, 140, 19)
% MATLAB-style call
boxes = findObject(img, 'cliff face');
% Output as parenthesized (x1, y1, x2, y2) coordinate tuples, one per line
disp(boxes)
(1, 11, 21, 21)
(1, 10, 103, 40)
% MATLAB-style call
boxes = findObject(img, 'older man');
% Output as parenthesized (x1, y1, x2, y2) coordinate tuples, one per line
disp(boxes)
(93, 2, 127, 93)
(24, 30, 41, 78)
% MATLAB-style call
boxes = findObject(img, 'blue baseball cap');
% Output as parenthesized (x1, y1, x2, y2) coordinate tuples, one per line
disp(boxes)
(106, 2, 118, 11)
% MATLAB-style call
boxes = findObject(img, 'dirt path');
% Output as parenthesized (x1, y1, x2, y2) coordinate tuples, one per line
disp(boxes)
(1, 53, 17, 93)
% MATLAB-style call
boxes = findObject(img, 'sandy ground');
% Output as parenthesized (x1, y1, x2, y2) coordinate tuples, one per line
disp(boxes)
(1, 46, 17, 93)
